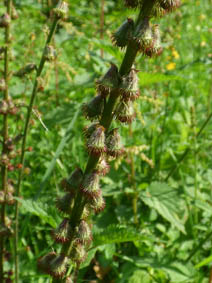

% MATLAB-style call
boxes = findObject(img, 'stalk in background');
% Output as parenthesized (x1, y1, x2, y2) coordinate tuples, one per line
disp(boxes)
(37, 1, 182, 282)
(14, 2, 69, 282)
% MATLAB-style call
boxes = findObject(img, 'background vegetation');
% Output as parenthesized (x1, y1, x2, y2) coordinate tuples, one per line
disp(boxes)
(1, 0, 212, 282)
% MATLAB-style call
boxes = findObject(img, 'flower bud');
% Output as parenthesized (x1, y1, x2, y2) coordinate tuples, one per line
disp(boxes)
(90, 190, 105, 213)
(106, 128, 124, 157)
(87, 125, 106, 155)
(5, 138, 14, 151)
(44, 45, 57, 62)
(120, 68, 140, 101)
(83, 122, 99, 140)
(5, 192, 14, 205)
(7, 99, 18, 115)
(14, 63, 37, 77)
(96, 157, 110, 176)
(159, 0, 181, 12)
(82, 94, 104, 120)
(0, 79, 6, 91)
(134, 18, 153, 53)
(116, 100, 136, 124)
(38, 252, 56, 273)
(75, 220, 92, 245)
(124, 0, 139, 8)
(52, 218, 72, 243)
(49, 254, 68, 278)
(81, 205, 90, 219)
(0, 217, 13, 237)
(56, 193, 73, 215)
(80, 171, 100, 199)
(70, 241, 87, 264)
(96, 63, 120, 96)
(53, 1, 69, 20)
(111, 18, 134, 48)
(0, 13, 11, 28)
(65, 277, 73, 283)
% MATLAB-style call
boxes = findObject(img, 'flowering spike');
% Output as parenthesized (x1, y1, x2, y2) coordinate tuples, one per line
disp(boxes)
(120, 68, 140, 101)
(96, 63, 120, 96)
(89, 190, 105, 213)
(106, 128, 124, 157)
(52, 218, 72, 243)
(82, 94, 104, 120)
(75, 220, 92, 245)
(38, 252, 57, 273)
(70, 241, 87, 264)
(80, 170, 100, 199)
(96, 157, 110, 176)
(53, 1, 69, 20)
(87, 125, 106, 155)
(111, 18, 134, 48)
(116, 100, 136, 124)
(56, 193, 73, 215)
(49, 254, 68, 278)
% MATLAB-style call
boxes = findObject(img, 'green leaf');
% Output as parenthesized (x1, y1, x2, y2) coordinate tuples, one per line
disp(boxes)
(138, 72, 183, 86)
(141, 182, 186, 233)
(14, 197, 57, 228)
(93, 225, 143, 247)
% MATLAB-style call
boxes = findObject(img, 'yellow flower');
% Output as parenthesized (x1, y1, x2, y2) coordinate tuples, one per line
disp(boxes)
(201, 41, 206, 47)
(172, 49, 179, 59)
(166, 62, 176, 71)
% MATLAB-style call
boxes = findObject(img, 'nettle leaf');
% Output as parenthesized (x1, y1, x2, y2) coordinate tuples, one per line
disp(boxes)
(92, 225, 143, 247)
(14, 197, 57, 228)
(141, 182, 186, 234)
(138, 72, 183, 86)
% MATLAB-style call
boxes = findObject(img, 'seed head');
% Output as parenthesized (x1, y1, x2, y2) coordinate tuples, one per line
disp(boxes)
(111, 18, 134, 48)
(56, 193, 73, 215)
(0, 13, 11, 28)
(49, 254, 68, 278)
(106, 128, 124, 158)
(96, 63, 120, 96)
(120, 68, 140, 101)
(53, 1, 69, 20)
(87, 125, 106, 156)
(116, 100, 136, 124)
(80, 171, 101, 199)
(52, 218, 72, 243)
(82, 94, 104, 120)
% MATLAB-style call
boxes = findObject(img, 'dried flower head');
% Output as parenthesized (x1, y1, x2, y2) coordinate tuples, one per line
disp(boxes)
(120, 68, 140, 101)
(116, 100, 136, 124)
(111, 18, 134, 48)
(87, 125, 106, 155)
(52, 218, 72, 243)
(82, 94, 104, 120)
(96, 63, 120, 96)
(106, 128, 124, 157)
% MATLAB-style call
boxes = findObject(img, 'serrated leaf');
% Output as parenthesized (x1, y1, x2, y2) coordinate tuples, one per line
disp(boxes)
(14, 197, 57, 228)
(139, 72, 182, 86)
(141, 182, 186, 234)
(93, 225, 143, 247)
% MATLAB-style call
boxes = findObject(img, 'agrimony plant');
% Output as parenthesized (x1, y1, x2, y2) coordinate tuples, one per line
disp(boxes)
(37, 0, 181, 282)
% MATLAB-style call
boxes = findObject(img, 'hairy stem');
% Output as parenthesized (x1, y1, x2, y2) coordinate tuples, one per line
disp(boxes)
(0, 0, 12, 281)
(14, 16, 59, 283)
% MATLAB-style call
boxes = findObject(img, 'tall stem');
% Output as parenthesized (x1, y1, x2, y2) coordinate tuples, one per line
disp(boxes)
(100, 0, 105, 58)
(14, 16, 59, 283)
(52, 1, 157, 282)
(0, 0, 12, 281)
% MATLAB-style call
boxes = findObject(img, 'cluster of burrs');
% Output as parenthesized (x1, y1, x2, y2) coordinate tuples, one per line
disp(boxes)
(38, 0, 180, 281)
